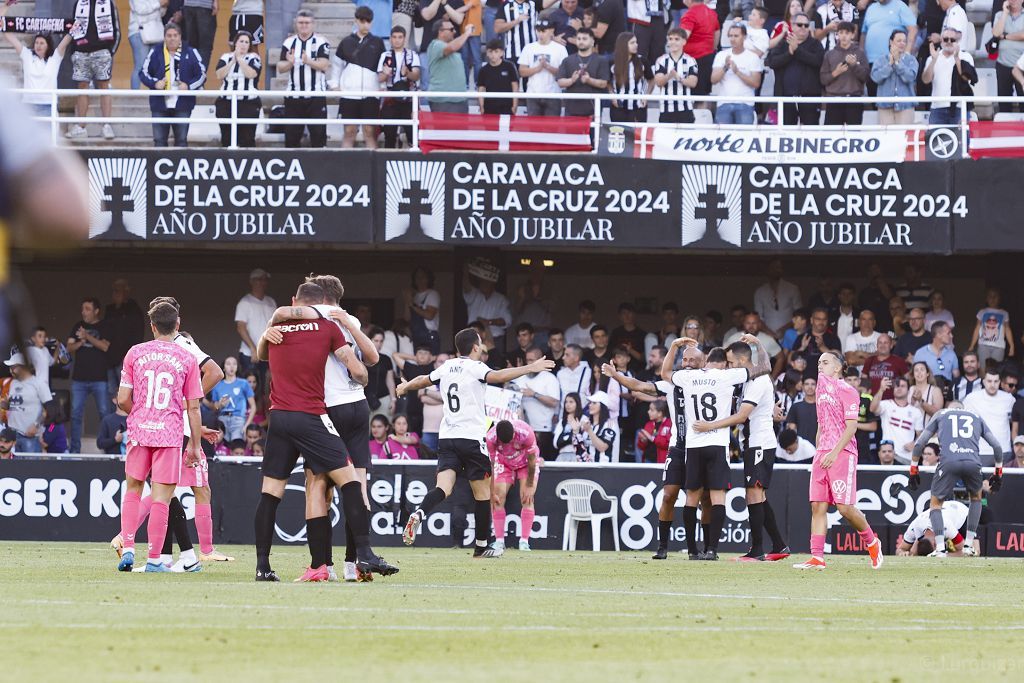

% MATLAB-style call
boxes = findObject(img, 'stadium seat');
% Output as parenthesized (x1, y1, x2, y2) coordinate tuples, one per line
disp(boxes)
(967, 0, 993, 16)
(975, 22, 993, 59)
(994, 112, 1024, 121)
(556, 479, 620, 552)
(862, 110, 879, 125)
(186, 105, 220, 144)
(694, 108, 713, 125)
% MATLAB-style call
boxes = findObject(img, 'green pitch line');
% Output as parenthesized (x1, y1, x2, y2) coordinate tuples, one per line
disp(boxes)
(2, 543, 1022, 682)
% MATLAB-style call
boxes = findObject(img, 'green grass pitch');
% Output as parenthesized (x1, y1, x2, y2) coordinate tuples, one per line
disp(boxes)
(2, 542, 1022, 682)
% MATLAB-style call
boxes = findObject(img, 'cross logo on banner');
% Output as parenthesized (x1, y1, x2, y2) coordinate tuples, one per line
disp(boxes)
(680, 164, 742, 248)
(384, 160, 445, 242)
(87, 157, 148, 240)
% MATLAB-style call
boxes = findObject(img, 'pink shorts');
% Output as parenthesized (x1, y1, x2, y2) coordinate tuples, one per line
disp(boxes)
(179, 450, 209, 489)
(493, 460, 540, 486)
(809, 449, 858, 506)
(125, 443, 182, 486)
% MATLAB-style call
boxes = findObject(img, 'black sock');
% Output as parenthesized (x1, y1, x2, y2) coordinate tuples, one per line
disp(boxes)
(682, 506, 698, 555)
(708, 505, 726, 552)
(340, 482, 371, 557)
(658, 519, 671, 550)
(763, 500, 787, 551)
(166, 496, 192, 554)
(473, 500, 491, 546)
(747, 502, 765, 556)
(254, 492, 281, 572)
(701, 523, 710, 552)
(419, 486, 447, 515)
(344, 518, 356, 563)
(324, 517, 333, 567)
(306, 516, 329, 568)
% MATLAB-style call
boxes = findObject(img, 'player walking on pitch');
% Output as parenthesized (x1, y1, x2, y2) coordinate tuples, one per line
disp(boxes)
(397, 328, 554, 558)
(116, 301, 204, 573)
(486, 418, 540, 552)
(794, 351, 883, 570)
(908, 401, 1001, 557)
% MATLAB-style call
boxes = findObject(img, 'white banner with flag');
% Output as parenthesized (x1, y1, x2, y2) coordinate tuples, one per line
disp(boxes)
(635, 126, 909, 164)
(484, 386, 523, 423)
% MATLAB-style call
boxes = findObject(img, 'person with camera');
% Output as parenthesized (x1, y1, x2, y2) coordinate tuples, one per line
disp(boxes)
(378, 26, 421, 149)
(26, 326, 67, 393)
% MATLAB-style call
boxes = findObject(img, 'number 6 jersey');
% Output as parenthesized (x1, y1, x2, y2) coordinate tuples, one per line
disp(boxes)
(429, 357, 492, 441)
(120, 339, 203, 448)
(671, 367, 749, 449)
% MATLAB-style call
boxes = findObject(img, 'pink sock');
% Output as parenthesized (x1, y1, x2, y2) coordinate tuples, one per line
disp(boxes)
(810, 534, 826, 558)
(858, 526, 876, 547)
(520, 508, 535, 541)
(492, 507, 506, 541)
(147, 502, 170, 561)
(195, 503, 214, 555)
(133, 495, 153, 535)
(120, 490, 141, 551)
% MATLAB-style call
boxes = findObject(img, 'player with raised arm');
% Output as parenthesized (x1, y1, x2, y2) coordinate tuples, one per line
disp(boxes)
(602, 346, 702, 560)
(487, 418, 541, 552)
(262, 274, 380, 582)
(253, 282, 396, 582)
(691, 340, 790, 562)
(663, 334, 771, 560)
(908, 400, 1002, 557)
(398, 328, 554, 558)
(793, 351, 883, 570)
(116, 301, 204, 573)
(895, 500, 971, 557)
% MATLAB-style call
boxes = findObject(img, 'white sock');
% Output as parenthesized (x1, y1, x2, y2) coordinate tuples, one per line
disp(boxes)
(965, 531, 976, 543)
(476, 539, 487, 547)
(933, 535, 945, 551)
(160, 553, 173, 566)
(180, 548, 197, 563)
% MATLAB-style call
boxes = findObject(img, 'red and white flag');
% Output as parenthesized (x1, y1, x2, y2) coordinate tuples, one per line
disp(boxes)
(968, 121, 1024, 158)
(418, 112, 592, 153)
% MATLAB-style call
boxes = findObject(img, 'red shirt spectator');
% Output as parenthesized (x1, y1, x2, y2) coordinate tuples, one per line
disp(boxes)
(861, 334, 909, 398)
(679, 1, 719, 59)
(637, 415, 672, 463)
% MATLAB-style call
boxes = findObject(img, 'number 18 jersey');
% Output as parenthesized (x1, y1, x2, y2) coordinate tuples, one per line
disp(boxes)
(120, 339, 203, 448)
(671, 367, 749, 449)
(429, 356, 492, 441)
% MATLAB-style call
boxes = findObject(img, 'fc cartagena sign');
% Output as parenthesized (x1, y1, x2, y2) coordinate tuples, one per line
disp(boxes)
(82, 150, 373, 242)
(376, 154, 680, 247)
(679, 162, 959, 253)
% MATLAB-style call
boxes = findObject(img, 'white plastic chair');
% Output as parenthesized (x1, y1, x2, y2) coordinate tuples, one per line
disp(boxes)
(556, 479, 620, 552)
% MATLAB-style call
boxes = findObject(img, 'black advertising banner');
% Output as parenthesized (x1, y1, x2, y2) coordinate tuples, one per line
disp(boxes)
(4, 459, 1024, 556)
(678, 162, 956, 253)
(81, 150, 374, 243)
(374, 153, 681, 247)
(951, 159, 1018, 252)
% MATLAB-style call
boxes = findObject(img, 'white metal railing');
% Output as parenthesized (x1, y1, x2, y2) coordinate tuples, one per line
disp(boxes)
(14, 87, 1022, 157)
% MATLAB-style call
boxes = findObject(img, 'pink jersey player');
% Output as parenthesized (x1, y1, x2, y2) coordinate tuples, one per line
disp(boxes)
(794, 351, 883, 571)
(486, 418, 541, 551)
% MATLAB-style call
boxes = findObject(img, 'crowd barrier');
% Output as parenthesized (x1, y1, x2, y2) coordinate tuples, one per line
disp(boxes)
(82, 147, 1018, 253)
(2, 458, 1023, 556)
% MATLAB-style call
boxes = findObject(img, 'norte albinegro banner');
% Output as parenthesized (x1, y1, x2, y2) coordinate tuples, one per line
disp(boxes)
(82, 150, 374, 242)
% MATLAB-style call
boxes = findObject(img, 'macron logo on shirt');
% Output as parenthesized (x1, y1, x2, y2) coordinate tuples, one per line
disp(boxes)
(279, 322, 320, 333)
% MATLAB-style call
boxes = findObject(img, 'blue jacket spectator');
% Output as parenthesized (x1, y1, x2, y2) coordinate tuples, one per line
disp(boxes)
(871, 28, 918, 120)
(139, 23, 206, 146)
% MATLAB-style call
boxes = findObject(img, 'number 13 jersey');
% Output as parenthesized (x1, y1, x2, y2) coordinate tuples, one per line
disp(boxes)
(429, 357, 492, 441)
(120, 339, 203, 448)
(671, 367, 749, 449)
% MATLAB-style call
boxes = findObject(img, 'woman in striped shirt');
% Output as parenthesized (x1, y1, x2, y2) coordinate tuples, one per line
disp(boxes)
(610, 32, 652, 122)
(214, 30, 262, 147)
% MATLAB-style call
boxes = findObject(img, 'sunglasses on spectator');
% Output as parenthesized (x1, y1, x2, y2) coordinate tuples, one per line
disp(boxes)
(1007, 382, 1019, 390)
(942, 36, 959, 43)
(685, 324, 700, 329)
(794, 22, 810, 27)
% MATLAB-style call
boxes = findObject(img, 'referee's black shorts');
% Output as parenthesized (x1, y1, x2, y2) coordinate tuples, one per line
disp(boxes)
(437, 438, 492, 481)
(327, 400, 372, 471)
(262, 409, 349, 480)
(662, 444, 686, 488)
(685, 445, 730, 491)
(743, 447, 776, 489)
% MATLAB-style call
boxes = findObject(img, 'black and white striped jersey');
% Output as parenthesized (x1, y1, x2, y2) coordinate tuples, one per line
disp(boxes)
(280, 33, 331, 96)
(653, 52, 697, 113)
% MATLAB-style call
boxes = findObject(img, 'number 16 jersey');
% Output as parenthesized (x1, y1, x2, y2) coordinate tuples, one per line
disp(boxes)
(429, 356, 492, 441)
(120, 339, 203, 448)
(671, 367, 749, 449)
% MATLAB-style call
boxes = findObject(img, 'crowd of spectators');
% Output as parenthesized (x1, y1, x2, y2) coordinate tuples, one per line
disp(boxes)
(6, 260, 1024, 477)
(0, 0, 1005, 148)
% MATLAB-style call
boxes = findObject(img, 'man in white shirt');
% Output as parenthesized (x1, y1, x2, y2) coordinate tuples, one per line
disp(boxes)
(777, 428, 816, 463)
(711, 24, 762, 125)
(870, 376, 924, 464)
(517, 19, 567, 116)
(753, 259, 802, 337)
(512, 347, 561, 459)
(557, 344, 592, 409)
(564, 299, 596, 349)
(745, 8, 770, 61)
(844, 309, 880, 370)
(964, 370, 1016, 466)
(462, 264, 513, 350)
(939, 0, 969, 44)
(922, 27, 977, 126)
(2, 352, 52, 454)
(723, 312, 783, 373)
(833, 283, 858, 343)
(234, 268, 277, 377)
